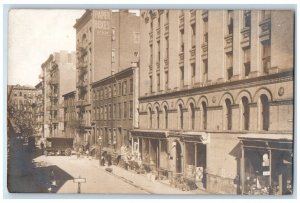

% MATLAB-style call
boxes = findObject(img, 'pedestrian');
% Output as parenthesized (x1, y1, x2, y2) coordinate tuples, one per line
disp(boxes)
(85, 149, 89, 158)
(40, 142, 44, 149)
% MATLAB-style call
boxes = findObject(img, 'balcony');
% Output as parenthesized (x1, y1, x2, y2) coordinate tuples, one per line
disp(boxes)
(190, 47, 196, 62)
(149, 31, 153, 44)
(240, 27, 250, 47)
(201, 42, 208, 58)
(179, 52, 184, 65)
(164, 23, 169, 36)
(156, 62, 160, 71)
(179, 14, 184, 29)
(75, 100, 88, 107)
(224, 33, 233, 53)
(76, 80, 88, 88)
(156, 27, 161, 40)
(259, 18, 271, 41)
(164, 58, 169, 68)
(149, 64, 153, 73)
(190, 10, 196, 24)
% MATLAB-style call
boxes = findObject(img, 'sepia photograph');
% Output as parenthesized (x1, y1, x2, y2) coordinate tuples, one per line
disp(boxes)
(6, 7, 294, 196)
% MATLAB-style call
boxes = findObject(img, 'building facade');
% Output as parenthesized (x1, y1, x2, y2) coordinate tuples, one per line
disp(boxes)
(34, 81, 44, 139)
(73, 10, 140, 148)
(41, 51, 76, 138)
(62, 91, 77, 138)
(91, 66, 139, 157)
(133, 10, 294, 194)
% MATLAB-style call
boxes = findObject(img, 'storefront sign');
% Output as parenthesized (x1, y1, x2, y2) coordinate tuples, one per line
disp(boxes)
(94, 10, 111, 36)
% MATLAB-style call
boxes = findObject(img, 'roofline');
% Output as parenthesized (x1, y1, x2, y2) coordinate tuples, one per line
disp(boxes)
(73, 9, 92, 29)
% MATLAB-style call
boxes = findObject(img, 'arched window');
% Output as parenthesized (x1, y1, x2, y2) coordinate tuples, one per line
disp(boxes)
(242, 97, 250, 130)
(156, 106, 160, 129)
(164, 106, 168, 129)
(189, 103, 195, 130)
(202, 101, 207, 130)
(178, 104, 184, 129)
(260, 94, 269, 131)
(148, 107, 152, 129)
(225, 99, 232, 130)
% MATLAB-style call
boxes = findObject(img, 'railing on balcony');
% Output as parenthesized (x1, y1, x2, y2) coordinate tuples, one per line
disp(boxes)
(224, 33, 233, 52)
(190, 47, 196, 61)
(259, 18, 271, 41)
(75, 100, 88, 107)
(164, 58, 169, 68)
(241, 27, 250, 47)
(149, 31, 153, 44)
(156, 61, 160, 71)
(156, 27, 161, 40)
(164, 23, 169, 36)
(190, 10, 196, 23)
(179, 52, 184, 65)
(149, 64, 153, 73)
(179, 14, 184, 29)
(201, 42, 208, 57)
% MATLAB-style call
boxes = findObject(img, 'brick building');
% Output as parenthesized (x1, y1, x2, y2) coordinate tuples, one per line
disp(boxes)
(41, 51, 76, 138)
(133, 10, 294, 194)
(91, 66, 139, 157)
(62, 91, 77, 138)
(34, 81, 44, 139)
(73, 10, 140, 148)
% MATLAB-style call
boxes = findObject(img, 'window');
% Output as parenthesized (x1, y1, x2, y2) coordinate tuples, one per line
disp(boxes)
(112, 49, 116, 63)
(112, 27, 116, 41)
(202, 102, 207, 130)
(225, 99, 232, 130)
(165, 70, 169, 90)
(164, 106, 168, 129)
(165, 37, 169, 59)
(260, 95, 269, 131)
(113, 84, 117, 96)
(203, 59, 208, 83)
(133, 32, 140, 44)
(226, 52, 233, 80)
(149, 75, 153, 93)
(129, 101, 133, 118)
(118, 83, 122, 96)
(124, 102, 127, 118)
(203, 18, 208, 43)
(191, 63, 196, 85)
(166, 11, 169, 23)
(123, 81, 127, 95)
(104, 105, 107, 120)
(243, 10, 251, 28)
(118, 103, 122, 119)
(156, 107, 160, 129)
(157, 40, 161, 62)
(100, 106, 103, 120)
(262, 40, 271, 74)
(180, 29, 184, 52)
(189, 103, 195, 130)
(243, 47, 251, 78)
(191, 23, 196, 48)
(227, 10, 233, 35)
(150, 45, 153, 66)
(180, 66, 184, 87)
(148, 107, 152, 129)
(178, 104, 184, 129)
(157, 73, 160, 91)
(129, 78, 133, 93)
(242, 97, 250, 130)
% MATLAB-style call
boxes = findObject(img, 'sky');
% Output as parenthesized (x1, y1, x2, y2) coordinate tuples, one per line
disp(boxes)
(8, 9, 86, 86)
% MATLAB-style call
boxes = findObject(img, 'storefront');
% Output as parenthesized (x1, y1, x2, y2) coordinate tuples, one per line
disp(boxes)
(239, 134, 293, 195)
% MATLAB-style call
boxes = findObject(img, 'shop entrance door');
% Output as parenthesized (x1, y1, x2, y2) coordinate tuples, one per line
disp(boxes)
(175, 141, 182, 173)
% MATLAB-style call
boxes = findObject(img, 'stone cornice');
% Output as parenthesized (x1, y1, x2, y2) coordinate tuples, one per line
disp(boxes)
(139, 70, 293, 103)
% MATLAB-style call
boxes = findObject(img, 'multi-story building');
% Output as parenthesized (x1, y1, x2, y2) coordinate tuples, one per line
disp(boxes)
(73, 10, 140, 148)
(34, 81, 44, 139)
(41, 51, 76, 138)
(133, 10, 294, 194)
(62, 91, 77, 138)
(91, 66, 139, 157)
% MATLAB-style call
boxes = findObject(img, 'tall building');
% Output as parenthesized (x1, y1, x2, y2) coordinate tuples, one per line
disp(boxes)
(133, 10, 294, 194)
(41, 51, 76, 138)
(62, 90, 77, 138)
(91, 65, 139, 158)
(34, 81, 44, 139)
(73, 10, 140, 149)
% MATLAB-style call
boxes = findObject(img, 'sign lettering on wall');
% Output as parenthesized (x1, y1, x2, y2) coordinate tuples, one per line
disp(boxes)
(94, 10, 111, 36)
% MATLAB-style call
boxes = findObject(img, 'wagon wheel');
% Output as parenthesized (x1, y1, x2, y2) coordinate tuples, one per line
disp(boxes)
(65, 148, 72, 156)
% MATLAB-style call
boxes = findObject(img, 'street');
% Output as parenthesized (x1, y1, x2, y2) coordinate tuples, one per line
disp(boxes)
(32, 154, 149, 194)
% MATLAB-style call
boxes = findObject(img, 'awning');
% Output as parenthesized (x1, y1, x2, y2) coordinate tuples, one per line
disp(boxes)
(238, 133, 293, 142)
(168, 131, 210, 144)
(131, 129, 168, 139)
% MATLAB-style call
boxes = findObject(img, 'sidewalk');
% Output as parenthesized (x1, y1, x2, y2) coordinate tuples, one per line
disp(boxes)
(84, 156, 209, 195)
